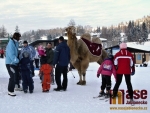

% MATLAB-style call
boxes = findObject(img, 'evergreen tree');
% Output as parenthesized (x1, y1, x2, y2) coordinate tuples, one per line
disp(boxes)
(47, 34, 52, 40)
(135, 21, 141, 42)
(15, 25, 20, 33)
(141, 22, 148, 42)
(127, 21, 133, 42)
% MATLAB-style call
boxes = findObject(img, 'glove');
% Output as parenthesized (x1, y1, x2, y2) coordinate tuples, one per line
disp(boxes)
(131, 71, 135, 76)
(97, 74, 100, 78)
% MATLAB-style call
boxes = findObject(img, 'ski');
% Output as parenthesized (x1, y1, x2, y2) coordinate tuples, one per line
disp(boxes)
(105, 99, 109, 102)
(99, 97, 109, 101)
(99, 96, 105, 100)
(93, 96, 100, 98)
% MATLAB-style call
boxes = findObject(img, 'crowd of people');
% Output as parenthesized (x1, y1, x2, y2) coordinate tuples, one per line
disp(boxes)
(5, 32, 135, 102)
(5, 32, 70, 96)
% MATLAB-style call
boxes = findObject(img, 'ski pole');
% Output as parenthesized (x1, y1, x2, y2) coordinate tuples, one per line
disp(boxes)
(70, 71, 75, 78)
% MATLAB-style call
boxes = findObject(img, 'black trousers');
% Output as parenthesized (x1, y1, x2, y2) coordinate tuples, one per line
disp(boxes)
(101, 75, 111, 91)
(1, 54, 4, 58)
(113, 74, 133, 99)
(34, 59, 39, 68)
(15, 65, 21, 88)
(55, 65, 68, 89)
(21, 70, 34, 91)
(6, 64, 18, 92)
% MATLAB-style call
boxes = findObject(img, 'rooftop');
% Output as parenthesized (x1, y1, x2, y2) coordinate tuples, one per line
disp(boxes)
(55, 36, 107, 41)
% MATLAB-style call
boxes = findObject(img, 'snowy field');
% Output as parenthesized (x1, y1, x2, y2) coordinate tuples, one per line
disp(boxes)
(0, 58, 150, 113)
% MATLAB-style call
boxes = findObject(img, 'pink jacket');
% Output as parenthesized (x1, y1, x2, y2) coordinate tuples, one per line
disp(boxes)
(37, 45, 46, 57)
(97, 59, 116, 79)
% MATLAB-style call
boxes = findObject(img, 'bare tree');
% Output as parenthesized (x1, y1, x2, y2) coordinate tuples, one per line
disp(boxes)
(68, 19, 76, 27)
(0, 25, 7, 38)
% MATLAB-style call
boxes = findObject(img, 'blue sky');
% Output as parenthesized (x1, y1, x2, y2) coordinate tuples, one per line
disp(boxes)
(0, 0, 150, 33)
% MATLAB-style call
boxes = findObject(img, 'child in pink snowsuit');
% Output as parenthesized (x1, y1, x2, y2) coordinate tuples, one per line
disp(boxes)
(97, 55, 116, 98)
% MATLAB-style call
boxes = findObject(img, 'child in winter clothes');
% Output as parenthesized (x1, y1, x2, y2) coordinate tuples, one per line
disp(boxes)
(39, 56, 52, 92)
(97, 55, 116, 98)
(20, 51, 34, 93)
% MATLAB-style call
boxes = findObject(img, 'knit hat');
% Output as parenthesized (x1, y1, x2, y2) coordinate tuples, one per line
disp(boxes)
(108, 55, 114, 60)
(40, 56, 47, 64)
(13, 32, 21, 41)
(120, 43, 127, 49)
(59, 36, 64, 41)
(23, 40, 28, 44)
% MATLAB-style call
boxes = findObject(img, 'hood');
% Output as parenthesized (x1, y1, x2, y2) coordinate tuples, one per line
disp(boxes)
(120, 49, 128, 55)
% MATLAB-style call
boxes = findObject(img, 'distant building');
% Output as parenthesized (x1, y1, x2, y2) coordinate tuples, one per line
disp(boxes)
(105, 43, 150, 64)
(0, 38, 9, 49)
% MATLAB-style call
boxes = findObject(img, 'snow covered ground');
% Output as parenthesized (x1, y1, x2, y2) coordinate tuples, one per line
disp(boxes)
(0, 58, 150, 113)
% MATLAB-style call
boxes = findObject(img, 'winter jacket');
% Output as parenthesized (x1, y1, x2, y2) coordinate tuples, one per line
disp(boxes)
(97, 58, 116, 79)
(5, 38, 19, 65)
(45, 48, 54, 64)
(40, 64, 52, 75)
(0, 49, 4, 54)
(114, 49, 135, 74)
(53, 41, 70, 66)
(20, 57, 31, 71)
(19, 45, 36, 60)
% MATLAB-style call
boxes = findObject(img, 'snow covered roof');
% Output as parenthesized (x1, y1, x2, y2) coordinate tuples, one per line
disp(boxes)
(0, 38, 9, 40)
(127, 42, 150, 51)
(144, 41, 150, 46)
(120, 32, 125, 37)
(55, 36, 107, 41)
(90, 33, 101, 36)
(40, 36, 48, 40)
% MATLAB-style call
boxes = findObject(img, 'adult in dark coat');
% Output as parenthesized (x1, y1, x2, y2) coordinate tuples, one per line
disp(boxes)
(45, 43, 55, 84)
(53, 36, 70, 91)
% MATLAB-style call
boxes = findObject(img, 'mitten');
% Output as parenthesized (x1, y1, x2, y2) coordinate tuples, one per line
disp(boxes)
(97, 74, 100, 78)
(131, 71, 135, 76)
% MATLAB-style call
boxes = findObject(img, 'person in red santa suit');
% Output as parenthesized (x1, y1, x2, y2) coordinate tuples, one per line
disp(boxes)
(112, 43, 135, 101)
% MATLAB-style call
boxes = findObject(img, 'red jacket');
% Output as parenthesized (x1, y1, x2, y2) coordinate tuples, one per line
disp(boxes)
(114, 49, 135, 74)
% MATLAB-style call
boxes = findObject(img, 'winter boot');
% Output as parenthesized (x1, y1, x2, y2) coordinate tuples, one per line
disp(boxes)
(129, 98, 134, 106)
(30, 90, 33, 94)
(14, 84, 23, 91)
(24, 90, 28, 93)
(111, 91, 117, 99)
(98, 90, 105, 97)
(8, 92, 16, 96)
(105, 91, 110, 98)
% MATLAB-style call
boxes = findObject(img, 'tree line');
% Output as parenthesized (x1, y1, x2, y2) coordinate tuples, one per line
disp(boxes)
(1, 15, 150, 45)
